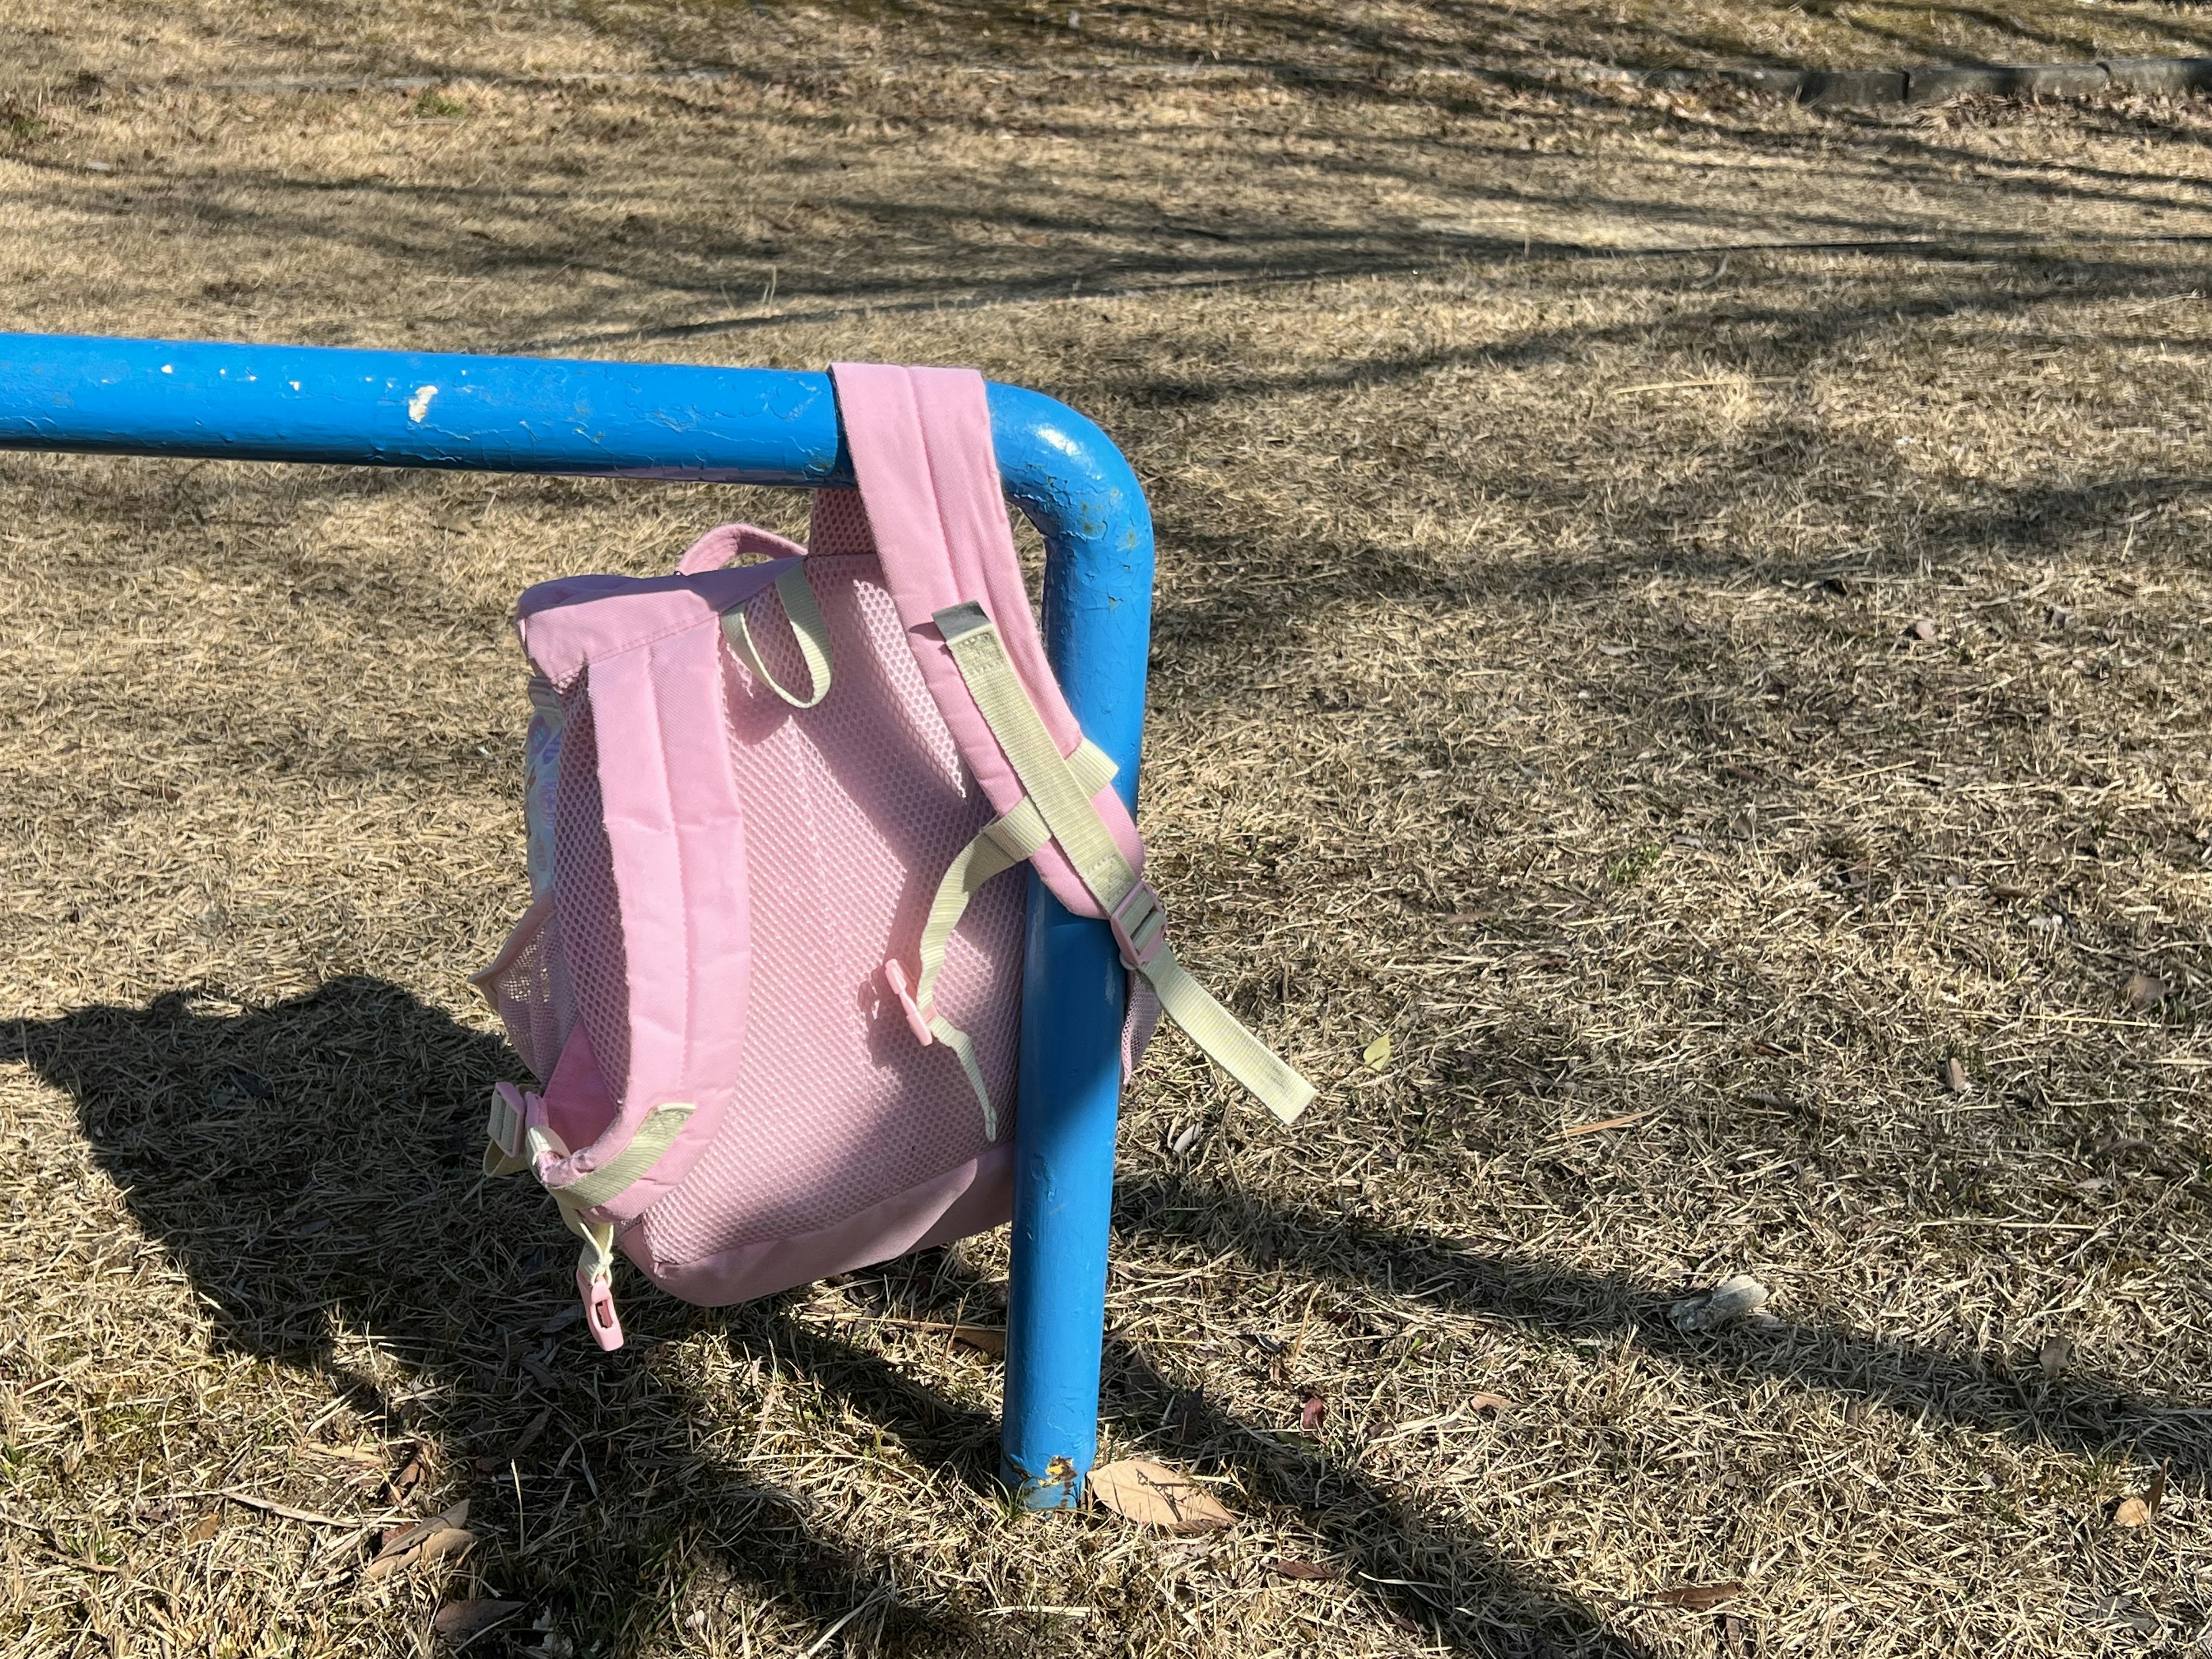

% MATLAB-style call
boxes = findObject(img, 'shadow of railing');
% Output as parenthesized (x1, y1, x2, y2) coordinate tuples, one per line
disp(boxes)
(3, 978, 1650, 1653)
(9, 977, 2205, 1649)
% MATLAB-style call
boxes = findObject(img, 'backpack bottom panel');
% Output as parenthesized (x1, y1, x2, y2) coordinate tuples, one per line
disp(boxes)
(626, 1141, 1012, 1306)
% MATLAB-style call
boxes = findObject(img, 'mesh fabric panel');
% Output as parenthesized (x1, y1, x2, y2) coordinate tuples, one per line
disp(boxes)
(480, 900, 574, 1084)
(806, 488, 874, 556)
(640, 553, 1025, 1271)
(552, 689, 632, 1108)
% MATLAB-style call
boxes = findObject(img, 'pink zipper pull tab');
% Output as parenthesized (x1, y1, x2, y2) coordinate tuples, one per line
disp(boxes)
(578, 1264, 624, 1351)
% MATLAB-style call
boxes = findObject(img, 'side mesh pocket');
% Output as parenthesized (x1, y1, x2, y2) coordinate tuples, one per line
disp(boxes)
(471, 894, 576, 1084)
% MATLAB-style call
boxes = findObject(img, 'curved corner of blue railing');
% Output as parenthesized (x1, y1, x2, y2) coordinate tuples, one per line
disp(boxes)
(0, 328, 1154, 1510)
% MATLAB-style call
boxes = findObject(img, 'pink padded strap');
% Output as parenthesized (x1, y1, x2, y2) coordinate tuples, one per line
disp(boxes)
(516, 610, 750, 1224)
(830, 362, 1142, 920)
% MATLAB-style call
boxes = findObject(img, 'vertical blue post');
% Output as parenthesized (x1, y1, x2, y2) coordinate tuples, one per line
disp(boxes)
(986, 388, 1155, 1508)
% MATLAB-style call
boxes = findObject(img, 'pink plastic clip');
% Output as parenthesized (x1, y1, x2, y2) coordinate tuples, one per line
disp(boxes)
(578, 1267, 624, 1351)
(1108, 881, 1168, 971)
(881, 959, 935, 1047)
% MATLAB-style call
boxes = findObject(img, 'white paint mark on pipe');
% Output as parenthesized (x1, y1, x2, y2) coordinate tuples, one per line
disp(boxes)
(407, 384, 439, 422)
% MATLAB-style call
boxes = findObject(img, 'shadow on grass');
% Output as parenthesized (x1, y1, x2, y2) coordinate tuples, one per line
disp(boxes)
(1115, 1171, 2212, 1484)
(9, 976, 2207, 1650)
(2, 978, 1646, 1656)
(21, 58, 2212, 359)
(2, 982, 980, 1657)
(588, 0, 2212, 79)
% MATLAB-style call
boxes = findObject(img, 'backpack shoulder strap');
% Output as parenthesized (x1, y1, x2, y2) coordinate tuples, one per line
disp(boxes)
(834, 362, 1313, 1124)
(507, 585, 759, 1262)
(830, 361, 1141, 923)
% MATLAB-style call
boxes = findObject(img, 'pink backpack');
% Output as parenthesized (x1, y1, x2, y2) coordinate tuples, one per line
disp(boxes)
(471, 363, 1311, 1349)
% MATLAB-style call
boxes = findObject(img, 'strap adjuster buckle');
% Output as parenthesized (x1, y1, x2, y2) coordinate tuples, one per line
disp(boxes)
(1108, 881, 1168, 971)
(882, 959, 936, 1047)
(487, 1081, 530, 1160)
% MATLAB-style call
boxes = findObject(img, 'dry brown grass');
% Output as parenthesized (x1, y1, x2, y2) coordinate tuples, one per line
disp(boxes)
(9, 3, 2212, 1656)
(22, 0, 2212, 85)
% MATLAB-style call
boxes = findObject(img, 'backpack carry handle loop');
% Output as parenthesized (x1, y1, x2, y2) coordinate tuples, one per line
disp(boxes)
(721, 563, 834, 709)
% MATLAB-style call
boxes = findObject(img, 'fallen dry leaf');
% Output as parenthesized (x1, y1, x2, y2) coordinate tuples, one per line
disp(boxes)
(185, 1509, 222, 1546)
(1467, 1392, 1512, 1414)
(1087, 1459, 1233, 1533)
(510, 1408, 552, 1459)
(1669, 1274, 1771, 1333)
(366, 1525, 474, 1582)
(1298, 1395, 1325, 1434)
(2126, 972, 2169, 1010)
(389, 1447, 426, 1499)
(1272, 1558, 1336, 1581)
(1362, 1033, 1392, 1071)
(506, 1407, 551, 1460)
(1906, 617, 1938, 642)
(376, 1501, 468, 1556)
(2116, 1463, 2168, 1527)
(365, 1501, 474, 1583)
(1942, 1055, 1969, 1093)
(472, 1408, 551, 1472)
(2040, 1335, 2074, 1380)
(1654, 1580, 1745, 1611)
(949, 1324, 1007, 1359)
(431, 1599, 526, 1639)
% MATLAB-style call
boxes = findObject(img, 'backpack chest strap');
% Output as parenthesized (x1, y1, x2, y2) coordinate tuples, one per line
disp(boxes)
(885, 738, 1120, 1137)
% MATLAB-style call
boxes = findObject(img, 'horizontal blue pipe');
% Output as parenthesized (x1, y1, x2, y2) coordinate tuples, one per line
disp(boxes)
(0, 329, 1154, 797)
(0, 332, 849, 479)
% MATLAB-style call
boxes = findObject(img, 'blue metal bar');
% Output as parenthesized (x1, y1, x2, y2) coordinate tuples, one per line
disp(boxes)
(0, 330, 1153, 1507)
(1005, 413, 1153, 1511)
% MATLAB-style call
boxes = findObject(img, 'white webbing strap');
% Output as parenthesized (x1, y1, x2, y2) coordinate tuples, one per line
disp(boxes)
(482, 1097, 694, 1352)
(723, 565, 833, 709)
(483, 1096, 692, 1210)
(483, 1082, 533, 1177)
(887, 741, 1118, 1136)
(929, 602, 1315, 1124)
(545, 1180, 624, 1350)
(548, 1186, 618, 1284)
(541, 1103, 695, 1210)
